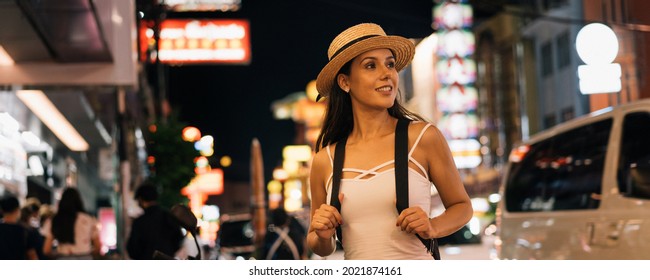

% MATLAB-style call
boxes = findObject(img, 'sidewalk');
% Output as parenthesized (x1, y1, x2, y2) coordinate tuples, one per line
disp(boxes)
(309, 235, 495, 260)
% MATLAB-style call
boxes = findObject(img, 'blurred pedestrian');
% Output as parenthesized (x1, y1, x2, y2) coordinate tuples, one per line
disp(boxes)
(42, 188, 101, 259)
(307, 23, 472, 260)
(38, 203, 55, 234)
(263, 207, 306, 260)
(127, 182, 184, 259)
(19, 197, 47, 260)
(0, 196, 38, 259)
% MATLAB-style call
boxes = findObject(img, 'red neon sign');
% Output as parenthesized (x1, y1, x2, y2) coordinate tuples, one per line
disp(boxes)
(139, 19, 251, 64)
(182, 168, 224, 195)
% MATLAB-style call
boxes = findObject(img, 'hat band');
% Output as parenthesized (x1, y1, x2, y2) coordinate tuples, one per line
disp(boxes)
(330, 34, 380, 60)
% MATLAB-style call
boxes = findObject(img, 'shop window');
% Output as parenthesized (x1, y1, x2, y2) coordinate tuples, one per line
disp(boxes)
(541, 41, 553, 77)
(543, 113, 556, 129)
(542, 0, 569, 11)
(556, 31, 571, 70)
(561, 107, 574, 122)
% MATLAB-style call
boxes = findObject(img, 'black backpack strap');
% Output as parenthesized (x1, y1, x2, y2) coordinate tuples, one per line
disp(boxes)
(394, 119, 440, 260)
(330, 137, 347, 246)
(395, 119, 410, 213)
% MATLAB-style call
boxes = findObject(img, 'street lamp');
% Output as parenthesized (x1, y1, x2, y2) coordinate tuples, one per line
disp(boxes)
(576, 23, 621, 94)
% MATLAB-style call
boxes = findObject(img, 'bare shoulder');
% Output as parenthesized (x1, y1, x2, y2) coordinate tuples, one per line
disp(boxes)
(408, 121, 447, 150)
(310, 144, 334, 186)
(312, 144, 333, 170)
(407, 121, 430, 135)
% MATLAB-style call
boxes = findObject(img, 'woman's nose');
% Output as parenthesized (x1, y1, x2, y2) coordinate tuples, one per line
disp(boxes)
(380, 65, 393, 80)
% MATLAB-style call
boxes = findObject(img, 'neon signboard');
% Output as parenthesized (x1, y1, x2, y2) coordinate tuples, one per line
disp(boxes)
(164, 0, 241, 12)
(140, 19, 251, 64)
(434, 0, 481, 169)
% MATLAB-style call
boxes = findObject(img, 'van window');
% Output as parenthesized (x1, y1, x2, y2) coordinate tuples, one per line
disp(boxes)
(618, 112, 650, 199)
(505, 118, 612, 212)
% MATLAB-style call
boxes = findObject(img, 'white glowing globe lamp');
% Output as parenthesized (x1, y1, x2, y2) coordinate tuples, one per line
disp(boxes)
(576, 23, 618, 65)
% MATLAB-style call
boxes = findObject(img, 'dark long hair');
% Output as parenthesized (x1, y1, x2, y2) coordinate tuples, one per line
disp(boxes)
(51, 188, 87, 244)
(315, 59, 426, 152)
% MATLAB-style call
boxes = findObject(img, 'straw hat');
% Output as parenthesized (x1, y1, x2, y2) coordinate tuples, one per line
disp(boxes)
(316, 23, 415, 100)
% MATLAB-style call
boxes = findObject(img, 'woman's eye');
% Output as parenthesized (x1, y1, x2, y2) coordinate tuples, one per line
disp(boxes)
(387, 61, 396, 68)
(365, 63, 376, 69)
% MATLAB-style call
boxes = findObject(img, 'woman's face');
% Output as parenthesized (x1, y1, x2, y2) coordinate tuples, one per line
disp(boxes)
(340, 48, 399, 110)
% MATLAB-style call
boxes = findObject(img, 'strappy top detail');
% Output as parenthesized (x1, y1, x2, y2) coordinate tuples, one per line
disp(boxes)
(323, 122, 435, 260)
(325, 123, 432, 184)
(410, 123, 431, 157)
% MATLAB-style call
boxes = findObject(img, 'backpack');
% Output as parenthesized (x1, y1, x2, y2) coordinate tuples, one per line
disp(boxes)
(329, 118, 441, 260)
(265, 226, 301, 260)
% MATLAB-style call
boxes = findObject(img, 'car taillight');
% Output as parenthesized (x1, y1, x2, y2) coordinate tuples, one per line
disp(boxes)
(509, 145, 530, 163)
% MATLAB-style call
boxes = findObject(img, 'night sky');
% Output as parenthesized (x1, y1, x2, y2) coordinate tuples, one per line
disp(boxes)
(166, 1, 440, 182)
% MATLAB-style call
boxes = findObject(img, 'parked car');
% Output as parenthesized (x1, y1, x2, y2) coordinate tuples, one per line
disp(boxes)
(437, 224, 481, 246)
(216, 213, 255, 260)
(496, 99, 650, 259)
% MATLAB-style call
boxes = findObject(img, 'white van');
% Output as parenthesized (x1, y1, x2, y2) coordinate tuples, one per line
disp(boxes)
(495, 99, 650, 259)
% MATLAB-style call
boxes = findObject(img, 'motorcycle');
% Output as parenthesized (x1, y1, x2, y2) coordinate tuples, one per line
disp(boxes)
(153, 204, 201, 260)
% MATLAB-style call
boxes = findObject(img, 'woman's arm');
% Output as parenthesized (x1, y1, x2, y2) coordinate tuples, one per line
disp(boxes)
(91, 220, 102, 257)
(423, 125, 473, 238)
(26, 248, 38, 260)
(306, 147, 341, 257)
(41, 219, 54, 257)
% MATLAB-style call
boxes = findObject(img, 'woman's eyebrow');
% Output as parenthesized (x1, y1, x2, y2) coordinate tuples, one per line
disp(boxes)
(358, 55, 396, 63)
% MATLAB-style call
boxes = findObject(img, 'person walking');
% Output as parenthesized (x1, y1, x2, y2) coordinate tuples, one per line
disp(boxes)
(19, 198, 47, 260)
(127, 182, 184, 260)
(42, 187, 102, 259)
(0, 196, 38, 259)
(263, 207, 306, 260)
(307, 23, 473, 260)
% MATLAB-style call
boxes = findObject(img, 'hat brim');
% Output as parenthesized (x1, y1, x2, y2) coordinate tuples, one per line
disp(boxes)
(316, 36, 415, 100)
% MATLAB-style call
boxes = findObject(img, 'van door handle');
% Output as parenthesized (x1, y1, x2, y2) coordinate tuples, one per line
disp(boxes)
(587, 221, 623, 246)
(586, 222, 595, 245)
(606, 221, 625, 241)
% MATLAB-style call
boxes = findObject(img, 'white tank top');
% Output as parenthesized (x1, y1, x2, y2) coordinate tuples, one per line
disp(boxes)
(325, 123, 434, 260)
(43, 212, 99, 256)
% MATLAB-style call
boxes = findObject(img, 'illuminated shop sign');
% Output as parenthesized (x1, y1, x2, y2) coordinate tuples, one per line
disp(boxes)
(182, 168, 224, 216)
(140, 19, 251, 64)
(434, 0, 481, 168)
(0, 134, 27, 197)
(437, 30, 475, 57)
(183, 169, 224, 195)
(163, 0, 241, 12)
(436, 57, 477, 85)
(448, 139, 482, 169)
(98, 208, 117, 254)
(433, 2, 473, 30)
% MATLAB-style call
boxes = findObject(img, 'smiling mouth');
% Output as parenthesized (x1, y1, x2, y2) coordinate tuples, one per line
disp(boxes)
(376, 86, 393, 92)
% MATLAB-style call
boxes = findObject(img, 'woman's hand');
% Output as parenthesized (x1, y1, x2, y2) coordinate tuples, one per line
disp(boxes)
(310, 193, 344, 240)
(396, 206, 434, 239)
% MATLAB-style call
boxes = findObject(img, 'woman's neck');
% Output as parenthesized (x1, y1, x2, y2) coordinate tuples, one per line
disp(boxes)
(350, 111, 395, 142)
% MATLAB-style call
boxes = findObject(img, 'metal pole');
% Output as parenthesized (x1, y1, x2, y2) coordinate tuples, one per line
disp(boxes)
(115, 87, 130, 258)
(250, 138, 267, 259)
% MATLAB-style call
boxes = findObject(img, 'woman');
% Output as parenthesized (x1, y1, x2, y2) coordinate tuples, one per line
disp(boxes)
(43, 188, 101, 259)
(307, 23, 473, 260)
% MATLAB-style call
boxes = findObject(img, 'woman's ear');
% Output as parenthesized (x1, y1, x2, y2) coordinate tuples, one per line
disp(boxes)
(337, 74, 349, 93)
